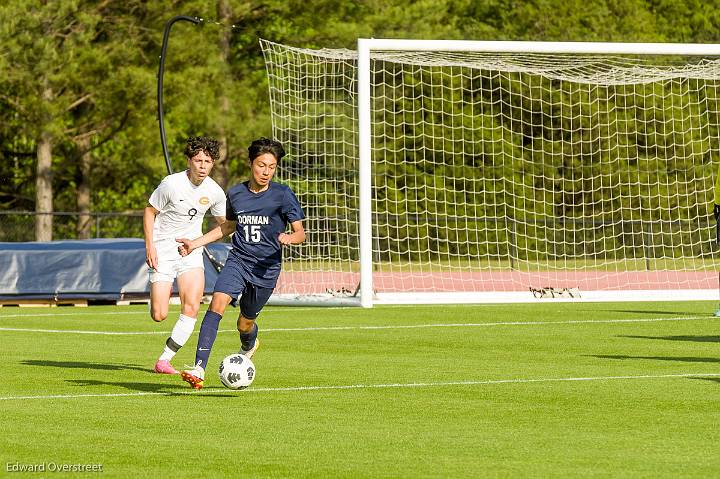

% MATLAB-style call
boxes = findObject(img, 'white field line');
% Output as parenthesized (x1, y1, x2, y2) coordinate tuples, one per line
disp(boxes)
(0, 311, 147, 319)
(0, 300, 707, 319)
(1, 372, 718, 401)
(0, 328, 168, 335)
(0, 305, 372, 319)
(0, 315, 713, 336)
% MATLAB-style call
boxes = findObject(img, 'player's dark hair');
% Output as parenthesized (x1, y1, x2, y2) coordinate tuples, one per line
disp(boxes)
(184, 136, 221, 162)
(248, 137, 286, 163)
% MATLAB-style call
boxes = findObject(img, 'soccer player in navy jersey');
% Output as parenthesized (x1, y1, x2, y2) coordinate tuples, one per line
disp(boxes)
(176, 137, 305, 390)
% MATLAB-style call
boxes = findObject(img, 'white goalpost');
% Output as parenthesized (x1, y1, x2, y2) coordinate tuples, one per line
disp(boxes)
(261, 38, 720, 307)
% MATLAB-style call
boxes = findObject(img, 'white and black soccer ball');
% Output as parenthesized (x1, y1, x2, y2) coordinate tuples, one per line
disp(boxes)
(218, 353, 256, 389)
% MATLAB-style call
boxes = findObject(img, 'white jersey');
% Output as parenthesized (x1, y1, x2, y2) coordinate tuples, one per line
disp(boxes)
(148, 171, 226, 256)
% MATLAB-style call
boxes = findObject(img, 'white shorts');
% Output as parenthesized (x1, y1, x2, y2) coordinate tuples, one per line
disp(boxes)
(149, 241, 204, 283)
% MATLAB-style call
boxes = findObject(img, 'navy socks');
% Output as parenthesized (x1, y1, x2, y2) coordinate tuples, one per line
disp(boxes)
(194, 310, 222, 370)
(240, 323, 258, 352)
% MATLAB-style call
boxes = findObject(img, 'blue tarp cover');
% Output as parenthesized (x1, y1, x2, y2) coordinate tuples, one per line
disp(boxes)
(0, 238, 231, 300)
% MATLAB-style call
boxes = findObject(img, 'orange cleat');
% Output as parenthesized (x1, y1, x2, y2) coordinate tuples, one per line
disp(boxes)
(180, 365, 205, 390)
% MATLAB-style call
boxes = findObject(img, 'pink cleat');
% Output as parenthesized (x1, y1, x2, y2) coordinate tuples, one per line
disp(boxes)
(154, 359, 178, 375)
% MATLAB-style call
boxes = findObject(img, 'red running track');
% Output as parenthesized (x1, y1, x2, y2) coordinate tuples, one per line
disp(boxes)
(274, 270, 718, 294)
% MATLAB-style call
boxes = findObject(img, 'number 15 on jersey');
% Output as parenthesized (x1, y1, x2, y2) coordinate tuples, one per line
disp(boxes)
(242, 225, 261, 243)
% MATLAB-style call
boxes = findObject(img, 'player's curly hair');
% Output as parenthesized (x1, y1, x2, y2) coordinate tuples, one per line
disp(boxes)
(248, 137, 286, 163)
(184, 136, 221, 162)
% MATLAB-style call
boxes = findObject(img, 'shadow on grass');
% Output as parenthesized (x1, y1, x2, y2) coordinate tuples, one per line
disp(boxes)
(690, 377, 720, 385)
(20, 360, 241, 396)
(619, 335, 720, 343)
(66, 379, 181, 393)
(65, 379, 240, 397)
(190, 390, 249, 398)
(605, 310, 707, 316)
(590, 354, 720, 364)
(21, 360, 152, 373)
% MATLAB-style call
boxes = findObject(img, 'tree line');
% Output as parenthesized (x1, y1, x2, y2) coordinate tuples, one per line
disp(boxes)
(1, 0, 719, 242)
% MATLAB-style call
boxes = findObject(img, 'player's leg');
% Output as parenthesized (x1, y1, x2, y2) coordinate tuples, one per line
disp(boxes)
(181, 257, 244, 389)
(237, 315, 259, 358)
(148, 245, 178, 322)
(179, 292, 233, 389)
(155, 267, 204, 374)
(195, 291, 234, 367)
(148, 279, 173, 322)
(177, 266, 205, 318)
(149, 263, 177, 372)
(237, 283, 274, 359)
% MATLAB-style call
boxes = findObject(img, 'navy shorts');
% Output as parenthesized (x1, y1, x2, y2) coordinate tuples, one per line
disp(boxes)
(213, 257, 274, 320)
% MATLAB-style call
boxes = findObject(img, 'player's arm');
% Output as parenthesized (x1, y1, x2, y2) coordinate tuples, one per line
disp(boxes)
(177, 220, 237, 256)
(143, 204, 160, 269)
(279, 220, 306, 246)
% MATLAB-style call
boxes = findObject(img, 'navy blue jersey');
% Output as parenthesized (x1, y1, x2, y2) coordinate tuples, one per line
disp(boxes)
(225, 181, 305, 288)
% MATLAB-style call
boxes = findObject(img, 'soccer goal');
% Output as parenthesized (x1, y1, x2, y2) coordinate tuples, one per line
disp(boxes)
(260, 39, 720, 307)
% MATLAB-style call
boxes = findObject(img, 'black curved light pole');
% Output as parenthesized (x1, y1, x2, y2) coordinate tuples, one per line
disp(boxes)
(156, 15, 226, 273)
(157, 15, 202, 174)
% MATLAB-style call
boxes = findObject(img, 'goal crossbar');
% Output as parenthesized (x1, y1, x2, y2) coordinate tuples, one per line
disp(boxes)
(358, 39, 720, 55)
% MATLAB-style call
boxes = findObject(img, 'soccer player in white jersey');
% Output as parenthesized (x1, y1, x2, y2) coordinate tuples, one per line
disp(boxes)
(143, 136, 227, 374)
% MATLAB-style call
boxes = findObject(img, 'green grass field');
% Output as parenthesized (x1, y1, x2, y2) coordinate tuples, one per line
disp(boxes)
(2, 301, 720, 478)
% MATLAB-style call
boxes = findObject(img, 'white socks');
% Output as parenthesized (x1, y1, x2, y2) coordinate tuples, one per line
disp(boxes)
(159, 314, 197, 361)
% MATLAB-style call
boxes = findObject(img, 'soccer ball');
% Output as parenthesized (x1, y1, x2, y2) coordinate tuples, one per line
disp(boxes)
(218, 353, 256, 389)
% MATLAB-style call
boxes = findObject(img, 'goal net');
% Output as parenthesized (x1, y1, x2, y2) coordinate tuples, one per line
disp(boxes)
(260, 39, 720, 306)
